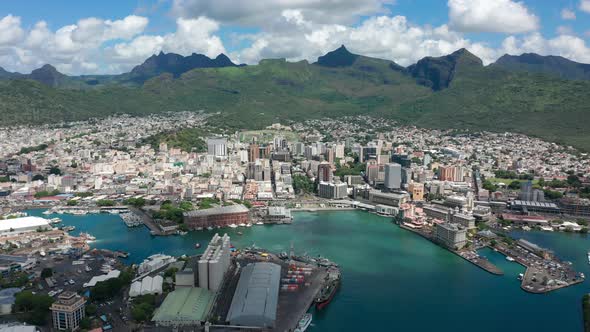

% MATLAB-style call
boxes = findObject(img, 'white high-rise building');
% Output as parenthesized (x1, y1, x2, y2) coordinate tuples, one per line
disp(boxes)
(198, 233, 231, 292)
(384, 163, 402, 189)
(207, 138, 227, 158)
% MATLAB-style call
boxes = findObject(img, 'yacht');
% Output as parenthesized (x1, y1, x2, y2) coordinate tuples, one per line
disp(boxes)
(238, 223, 246, 227)
(255, 221, 264, 225)
(506, 256, 515, 262)
(294, 313, 312, 332)
(229, 224, 238, 229)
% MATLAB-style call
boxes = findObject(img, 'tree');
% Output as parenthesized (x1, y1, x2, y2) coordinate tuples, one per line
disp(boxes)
(86, 303, 97, 316)
(48, 167, 62, 175)
(14, 291, 54, 325)
(41, 268, 53, 278)
(66, 200, 79, 206)
(97, 199, 115, 207)
(508, 181, 521, 190)
(80, 317, 91, 329)
(32, 174, 44, 181)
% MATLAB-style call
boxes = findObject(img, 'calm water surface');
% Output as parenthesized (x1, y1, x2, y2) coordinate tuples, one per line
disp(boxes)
(25, 209, 590, 332)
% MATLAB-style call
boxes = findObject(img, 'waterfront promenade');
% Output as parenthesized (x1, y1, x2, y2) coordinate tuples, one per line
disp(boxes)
(399, 224, 503, 275)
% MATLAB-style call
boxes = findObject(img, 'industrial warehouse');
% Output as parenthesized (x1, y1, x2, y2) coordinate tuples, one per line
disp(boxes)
(145, 233, 339, 331)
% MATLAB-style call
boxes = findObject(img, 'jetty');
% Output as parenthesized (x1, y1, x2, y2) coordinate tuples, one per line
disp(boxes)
(494, 242, 584, 294)
(400, 223, 503, 275)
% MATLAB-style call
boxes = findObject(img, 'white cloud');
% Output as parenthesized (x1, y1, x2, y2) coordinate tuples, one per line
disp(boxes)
(581, 0, 590, 13)
(0, 14, 150, 74)
(448, 0, 539, 33)
(109, 17, 226, 66)
(234, 13, 498, 66)
(0, 15, 25, 46)
(501, 33, 590, 63)
(171, 0, 392, 25)
(561, 8, 576, 20)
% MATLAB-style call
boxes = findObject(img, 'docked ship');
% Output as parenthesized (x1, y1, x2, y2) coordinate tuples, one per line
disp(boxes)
(315, 268, 341, 310)
(587, 251, 590, 264)
(294, 313, 312, 332)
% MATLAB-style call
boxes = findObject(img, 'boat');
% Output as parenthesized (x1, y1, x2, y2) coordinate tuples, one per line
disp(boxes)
(80, 232, 96, 241)
(237, 231, 243, 236)
(246, 223, 252, 228)
(39, 251, 46, 257)
(42, 210, 53, 215)
(587, 251, 590, 264)
(518, 273, 524, 280)
(238, 223, 246, 227)
(62, 226, 76, 232)
(49, 217, 62, 224)
(315, 268, 341, 310)
(195, 243, 201, 249)
(255, 221, 264, 225)
(207, 226, 214, 231)
(506, 256, 515, 262)
(177, 231, 188, 236)
(229, 224, 238, 229)
(294, 313, 312, 332)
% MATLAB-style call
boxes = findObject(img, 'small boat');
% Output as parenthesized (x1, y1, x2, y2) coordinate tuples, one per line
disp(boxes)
(62, 226, 76, 232)
(237, 231, 243, 236)
(518, 273, 524, 280)
(229, 224, 238, 229)
(42, 210, 52, 215)
(587, 251, 590, 264)
(207, 227, 213, 231)
(177, 231, 188, 236)
(255, 222, 264, 225)
(195, 243, 201, 249)
(506, 256, 515, 262)
(294, 313, 312, 332)
(238, 223, 246, 227)
(246, 223, 252, 228)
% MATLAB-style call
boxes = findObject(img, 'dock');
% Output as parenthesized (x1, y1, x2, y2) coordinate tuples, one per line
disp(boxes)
(494, 243, 584, 294)
(400, 224, 503, 275)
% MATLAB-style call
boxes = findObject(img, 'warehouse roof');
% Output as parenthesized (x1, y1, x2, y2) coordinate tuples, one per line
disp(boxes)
(151, 287, 214, 324)
(0, 217, 50, 233)
(226, 262, 281, 328)
(184, 204, 249, 218)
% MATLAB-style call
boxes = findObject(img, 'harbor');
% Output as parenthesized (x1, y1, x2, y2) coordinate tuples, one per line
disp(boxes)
(17, 209, 590, 332)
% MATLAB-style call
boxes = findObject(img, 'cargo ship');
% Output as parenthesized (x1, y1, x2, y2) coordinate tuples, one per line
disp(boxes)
(315, 268, 341, 310)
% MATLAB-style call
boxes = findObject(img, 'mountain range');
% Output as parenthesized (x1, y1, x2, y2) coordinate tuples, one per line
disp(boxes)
(0, 46, 589, 151)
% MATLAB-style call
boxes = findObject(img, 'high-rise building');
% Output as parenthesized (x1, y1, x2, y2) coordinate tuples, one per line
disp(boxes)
(384, 163, 402, 190)
(207, 137, 227, 158)
(318, 182, 348, 199)
(317, 163, 332, 183)
(334, 143, 345, 159)
(198, 234, 231, 292)
(51, 291, 86, 331)
(249, 143, 259, 162)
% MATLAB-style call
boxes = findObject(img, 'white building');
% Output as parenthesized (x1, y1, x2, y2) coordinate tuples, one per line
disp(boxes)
(0, 217, 51, 234)
(207, 137, 227, 158)
(434, 223, 467, 250)
(198, 234, 231, 292)
(384, 163, 402, 190)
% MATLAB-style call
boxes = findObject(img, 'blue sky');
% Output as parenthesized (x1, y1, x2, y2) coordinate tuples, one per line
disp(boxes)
(0, 0, 589, 74)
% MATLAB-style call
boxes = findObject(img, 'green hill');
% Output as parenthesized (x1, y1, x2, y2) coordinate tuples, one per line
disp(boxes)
(0, 47, 589, 151)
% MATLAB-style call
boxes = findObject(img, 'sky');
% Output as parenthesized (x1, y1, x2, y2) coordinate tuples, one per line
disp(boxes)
(0, 0, 589, 75)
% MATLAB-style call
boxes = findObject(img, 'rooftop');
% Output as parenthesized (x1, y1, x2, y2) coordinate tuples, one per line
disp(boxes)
(151, 287, 214, 323)
(184, 204, 249, 218)
(0, 216, 50, 232)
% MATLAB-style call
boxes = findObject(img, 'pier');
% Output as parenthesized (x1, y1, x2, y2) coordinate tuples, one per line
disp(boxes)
(400, 224, 503, 275)
(494, 243, 584, 294)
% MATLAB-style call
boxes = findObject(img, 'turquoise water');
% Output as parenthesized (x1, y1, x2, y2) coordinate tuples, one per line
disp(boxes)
(27, 210, 590, 331)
